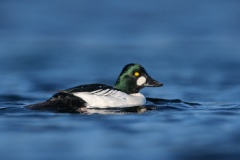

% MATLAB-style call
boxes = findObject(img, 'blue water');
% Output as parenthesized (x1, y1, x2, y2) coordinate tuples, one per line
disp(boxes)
(1, 0, 240, 159)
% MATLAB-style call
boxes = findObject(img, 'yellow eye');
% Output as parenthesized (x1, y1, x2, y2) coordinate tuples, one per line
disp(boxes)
(134, 72, 140, 77)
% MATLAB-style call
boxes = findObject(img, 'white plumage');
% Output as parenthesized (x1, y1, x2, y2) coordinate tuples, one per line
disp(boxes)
(73, 89, 146, 108)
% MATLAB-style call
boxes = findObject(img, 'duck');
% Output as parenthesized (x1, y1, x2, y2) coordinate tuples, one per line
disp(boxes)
(26, 63, 163, 113)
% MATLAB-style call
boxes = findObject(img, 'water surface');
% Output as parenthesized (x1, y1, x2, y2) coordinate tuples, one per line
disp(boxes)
(1, 0, 240, 160)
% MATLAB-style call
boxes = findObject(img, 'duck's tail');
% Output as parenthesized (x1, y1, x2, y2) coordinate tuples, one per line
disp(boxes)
(26, 92, 86, 113)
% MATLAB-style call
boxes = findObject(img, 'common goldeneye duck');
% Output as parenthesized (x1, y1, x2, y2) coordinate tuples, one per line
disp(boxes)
(27, 63, 163, 113)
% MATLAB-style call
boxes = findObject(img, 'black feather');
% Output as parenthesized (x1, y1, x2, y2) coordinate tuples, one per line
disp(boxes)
(63, 83, 114, 93)
(26, 92, 86, 113)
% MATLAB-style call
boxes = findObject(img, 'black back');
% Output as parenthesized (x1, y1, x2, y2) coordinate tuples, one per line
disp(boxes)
(63, 83, 114, 93)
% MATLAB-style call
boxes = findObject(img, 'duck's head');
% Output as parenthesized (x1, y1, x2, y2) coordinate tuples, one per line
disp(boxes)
(114, 63, 163, 94)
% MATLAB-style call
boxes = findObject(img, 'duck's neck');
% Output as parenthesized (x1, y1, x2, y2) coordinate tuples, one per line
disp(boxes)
(114, 77, 141, 94)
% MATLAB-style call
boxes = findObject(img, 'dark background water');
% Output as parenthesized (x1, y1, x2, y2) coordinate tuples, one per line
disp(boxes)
(1, 0, 240, 159)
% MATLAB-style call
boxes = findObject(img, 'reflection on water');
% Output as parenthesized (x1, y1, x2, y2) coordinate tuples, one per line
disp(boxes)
(1, 99, 240, 160)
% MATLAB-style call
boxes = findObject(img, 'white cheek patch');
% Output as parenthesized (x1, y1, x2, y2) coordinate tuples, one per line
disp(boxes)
(137, 76, 146, 86)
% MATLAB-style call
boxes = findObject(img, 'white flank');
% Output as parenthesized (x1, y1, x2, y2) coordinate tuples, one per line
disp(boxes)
(73, 90, 146, 108)
(137, 76, 146, 86)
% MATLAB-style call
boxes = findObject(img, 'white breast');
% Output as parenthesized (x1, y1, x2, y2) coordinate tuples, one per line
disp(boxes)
(72, 89, 146, 108)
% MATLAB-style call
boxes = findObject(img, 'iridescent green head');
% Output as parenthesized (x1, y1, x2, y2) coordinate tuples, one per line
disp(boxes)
(114, 63, 163, 94)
